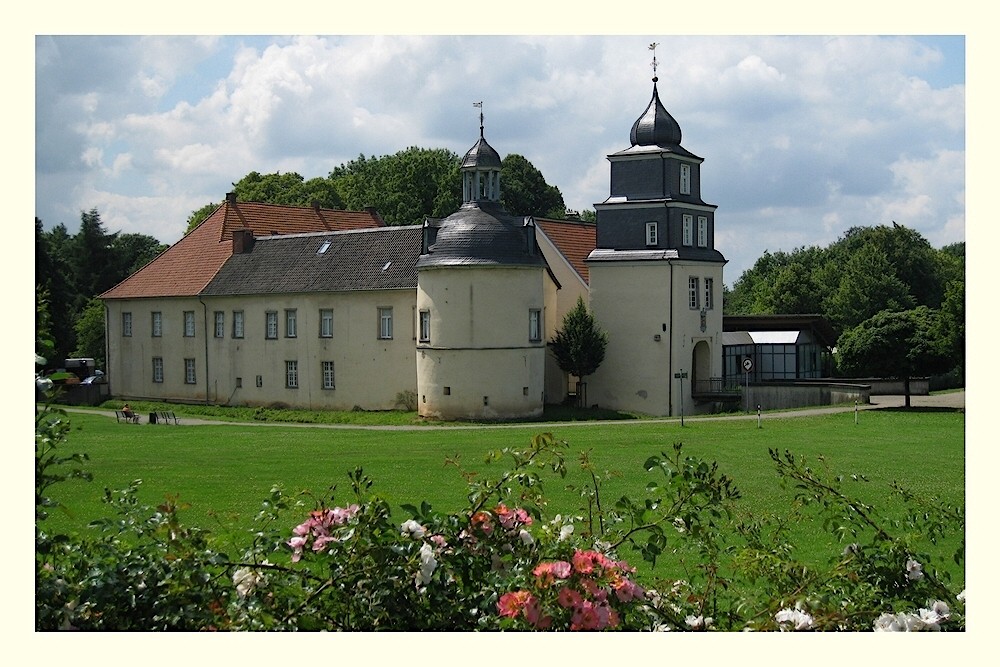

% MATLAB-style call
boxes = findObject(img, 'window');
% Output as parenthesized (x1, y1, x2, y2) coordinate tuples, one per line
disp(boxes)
(682, 215, 693, 246)
(688, 276, 700, 309)
(697, 216, 708, 248)
(645, 222, 658, 246)
(152, 357, 163, 383)
(285, 309, 297, 338)
(322, 361, 335, 389)
(184, 358, 196, 384)
(233, 310, 244, 339)
(214, 311, 225, 338)
(704, 278, 714, 310)
(265, 311, 278, 339)
(419, 310, 431, 343)
(680, 163, 691, 195)
(378, 307, 393, 340)
(529, 309, 542, 342)
(122, 312, 133, 337)
(151, 311, 162, 337)
(183, 311, 195, 337)
(319, 309, 333, 338)
(285, 360, 298, 388)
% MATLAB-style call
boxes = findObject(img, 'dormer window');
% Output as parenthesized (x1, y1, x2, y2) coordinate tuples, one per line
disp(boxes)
(645, 222, 658, 246)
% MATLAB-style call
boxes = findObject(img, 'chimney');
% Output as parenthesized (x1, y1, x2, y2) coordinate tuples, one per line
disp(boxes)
(232, 229, 254, 254)
(226, 191, 237, 204)
(364, 206, 385, 226)
(312, 200, 321, 212)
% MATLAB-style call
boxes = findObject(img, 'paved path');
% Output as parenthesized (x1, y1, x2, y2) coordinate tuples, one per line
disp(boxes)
(53, 390, 964, 431)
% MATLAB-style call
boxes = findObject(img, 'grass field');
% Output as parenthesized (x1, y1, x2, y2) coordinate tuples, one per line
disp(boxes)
(41, 405, 966, 587)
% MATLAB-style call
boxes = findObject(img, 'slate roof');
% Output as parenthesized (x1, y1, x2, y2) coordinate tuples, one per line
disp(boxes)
(100, 199, 384, 299)
(202, 226, 422, 296)
(461, 133, 502, 170)
(621, 80, 700, 159)
(416, 200, 547, 270)
(535, 217, 597, 284)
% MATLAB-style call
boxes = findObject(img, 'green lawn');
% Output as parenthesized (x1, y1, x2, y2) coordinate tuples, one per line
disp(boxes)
(42, 406, 965, 587)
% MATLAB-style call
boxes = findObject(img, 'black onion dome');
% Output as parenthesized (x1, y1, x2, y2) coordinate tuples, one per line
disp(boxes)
(629, 80, 683, 148)
(461, 134, 502, 170)
(416, 200, 545, 269)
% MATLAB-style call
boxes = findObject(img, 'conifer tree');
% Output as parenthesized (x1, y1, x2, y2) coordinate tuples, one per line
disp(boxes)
(549, 297, 608, 404)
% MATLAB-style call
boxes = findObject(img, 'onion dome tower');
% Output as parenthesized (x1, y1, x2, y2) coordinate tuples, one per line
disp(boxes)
(415, 104, 548, 420)
(586, 44, 726, 417)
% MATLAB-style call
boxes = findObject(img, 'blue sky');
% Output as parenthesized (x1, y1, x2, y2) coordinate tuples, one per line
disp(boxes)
(34, 34, 966, 285)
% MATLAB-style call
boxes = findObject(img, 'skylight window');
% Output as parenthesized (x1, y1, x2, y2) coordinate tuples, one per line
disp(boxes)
(318, 240, 331, 254)
(382, 261, 392, 272)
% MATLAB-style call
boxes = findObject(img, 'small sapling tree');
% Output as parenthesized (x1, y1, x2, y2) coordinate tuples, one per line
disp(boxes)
(549, 296, 608, 407)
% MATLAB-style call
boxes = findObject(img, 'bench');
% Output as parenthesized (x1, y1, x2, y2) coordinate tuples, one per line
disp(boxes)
(115, 410, 139, 424)
(156, 411, 180, 425)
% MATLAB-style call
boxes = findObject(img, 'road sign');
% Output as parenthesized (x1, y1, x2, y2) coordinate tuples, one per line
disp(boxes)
(742, 357, 753, 373)
(673, 372, 688, 379)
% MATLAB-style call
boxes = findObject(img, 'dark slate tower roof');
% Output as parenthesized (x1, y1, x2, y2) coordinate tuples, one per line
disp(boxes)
(625, 78, 699, 159)
(417, 119, 545, 270)
(417, 201, 545, 269)
(461, 133, 502, 169)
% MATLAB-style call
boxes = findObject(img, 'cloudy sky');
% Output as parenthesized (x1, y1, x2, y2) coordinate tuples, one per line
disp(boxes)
(34, 31, 965, 285)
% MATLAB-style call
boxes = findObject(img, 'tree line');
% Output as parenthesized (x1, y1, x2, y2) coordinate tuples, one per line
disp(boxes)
(723, 222, 965, 394)
(35, 211, 167, 370)
(184, 148, 574, 234)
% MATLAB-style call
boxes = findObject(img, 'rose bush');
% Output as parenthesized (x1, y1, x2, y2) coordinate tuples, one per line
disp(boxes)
(35, 404, 965, 631)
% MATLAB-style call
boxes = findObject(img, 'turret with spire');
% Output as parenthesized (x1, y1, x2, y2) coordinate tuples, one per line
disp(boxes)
(461, 102, 502, 203)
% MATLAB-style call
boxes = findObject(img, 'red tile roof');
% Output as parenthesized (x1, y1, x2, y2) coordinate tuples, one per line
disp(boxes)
(100, 200, 384, 299)
(535, 217, 597, 284)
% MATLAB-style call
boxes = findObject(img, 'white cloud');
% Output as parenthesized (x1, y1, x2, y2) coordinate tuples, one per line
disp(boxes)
(35, 35, 966, 284)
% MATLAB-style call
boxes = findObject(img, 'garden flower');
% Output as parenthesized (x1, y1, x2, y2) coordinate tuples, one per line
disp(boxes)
(233, 567, 259, 599)
(415, 542, 438, 588)
(533, 560, 572, 587)
(498, 590, 532, 618)
(558, 586, 583, 609)
(612, 576, 645, 603)
(496, 503, 533, 530)
(873, 613, 904, 632)
(400, 519, 428, 539)
(774, 608, 815, 631)
(524, 595, 551, 629)
(471, 511, 494, 536)
(906, 558, 924, 581)
(559, 523, 574, 541)
(518, 528, 534, 546)
(685, 614, 713, 630)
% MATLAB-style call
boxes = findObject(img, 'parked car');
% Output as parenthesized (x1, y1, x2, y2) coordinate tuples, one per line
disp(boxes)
(81, 370, 106, 384)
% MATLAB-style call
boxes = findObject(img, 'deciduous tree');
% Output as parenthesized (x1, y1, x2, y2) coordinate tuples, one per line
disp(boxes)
(836, 306, 952, 407)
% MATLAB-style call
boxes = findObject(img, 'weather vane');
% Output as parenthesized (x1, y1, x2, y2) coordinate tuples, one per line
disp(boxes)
(473, 101, 484, 135)
(649, 42, 659, 79)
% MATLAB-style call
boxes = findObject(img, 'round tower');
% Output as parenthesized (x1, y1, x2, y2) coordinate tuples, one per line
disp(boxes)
(415, 111, 547, 420)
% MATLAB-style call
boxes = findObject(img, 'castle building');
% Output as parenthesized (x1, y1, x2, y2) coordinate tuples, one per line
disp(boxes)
(100, 74, 724, 419)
